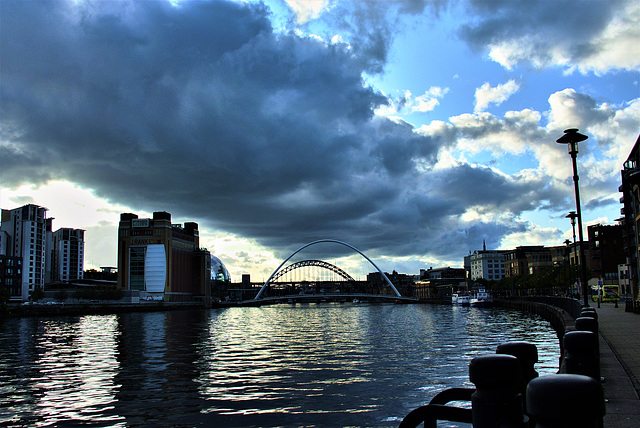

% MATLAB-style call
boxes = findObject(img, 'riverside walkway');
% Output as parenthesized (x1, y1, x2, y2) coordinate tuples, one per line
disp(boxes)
(595, 302, 640, 427)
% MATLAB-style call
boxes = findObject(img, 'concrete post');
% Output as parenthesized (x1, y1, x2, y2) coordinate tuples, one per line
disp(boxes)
(469, 354, 526, 427)
(526, 374, 605, 427)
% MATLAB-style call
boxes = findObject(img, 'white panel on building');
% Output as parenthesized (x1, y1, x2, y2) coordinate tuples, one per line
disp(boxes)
(145, 244, 166, 292)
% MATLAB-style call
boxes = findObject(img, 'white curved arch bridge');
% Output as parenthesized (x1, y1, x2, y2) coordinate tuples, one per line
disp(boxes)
(247, 240, 418, 305)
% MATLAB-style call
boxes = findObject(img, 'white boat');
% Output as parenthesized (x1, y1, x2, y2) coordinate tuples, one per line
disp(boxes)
(452, 293, 471, 306)
(470, 288, 493, 307)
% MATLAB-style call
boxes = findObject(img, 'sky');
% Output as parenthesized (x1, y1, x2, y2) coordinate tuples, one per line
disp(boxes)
(1, 0, 639, 282)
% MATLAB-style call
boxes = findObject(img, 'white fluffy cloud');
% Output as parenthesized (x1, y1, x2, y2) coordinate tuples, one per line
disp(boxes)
(474, 80, 520, 112)
(462, 0, 640, 74)
(285, 0, 332, 24)
(410, 87, 450, 113)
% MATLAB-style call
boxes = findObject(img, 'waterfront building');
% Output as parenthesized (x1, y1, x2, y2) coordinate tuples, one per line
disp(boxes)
(117, 211, 211, 302)
(463, 254, 471, 284)
(566, 240, 589, 268)
(549, 245, 569, 266)
(50, 228, 85, 283)
(504, 246, 553, 278)
(0, 255, 22, 300)
(416, 266, 466, 300)
(619, 134, 640, 300)
(367, 271, 414, 296)
(0, 204, 49, 301)
(469, 241, 507, 281)
(588, 223, 625, 288)
(211, 256, 231, 282)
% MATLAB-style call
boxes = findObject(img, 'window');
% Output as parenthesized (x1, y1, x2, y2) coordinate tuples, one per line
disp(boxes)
(129, 247, 146, 291)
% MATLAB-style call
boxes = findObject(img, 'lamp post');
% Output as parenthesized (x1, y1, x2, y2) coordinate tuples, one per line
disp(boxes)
(564, 238, 571, 295)
(558, 129, 590, 307)
(566, 211, 580, 300)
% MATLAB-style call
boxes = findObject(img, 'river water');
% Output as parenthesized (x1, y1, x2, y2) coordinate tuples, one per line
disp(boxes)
(0, 303, 560, 427)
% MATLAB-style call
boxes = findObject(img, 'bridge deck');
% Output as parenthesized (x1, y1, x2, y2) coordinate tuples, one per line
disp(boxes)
(237, 293, 418, 306)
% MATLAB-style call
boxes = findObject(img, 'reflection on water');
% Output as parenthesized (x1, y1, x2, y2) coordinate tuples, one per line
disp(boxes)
(0, 304, 560, 427)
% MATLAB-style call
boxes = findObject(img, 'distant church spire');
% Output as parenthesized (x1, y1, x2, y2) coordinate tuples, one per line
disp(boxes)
(483, 239, 486, 251)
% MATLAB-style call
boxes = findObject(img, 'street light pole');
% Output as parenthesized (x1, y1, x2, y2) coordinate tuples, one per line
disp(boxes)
(558, 129, 590, 307)
(566, 211, 580, 299)
(564, 238, 571, 294)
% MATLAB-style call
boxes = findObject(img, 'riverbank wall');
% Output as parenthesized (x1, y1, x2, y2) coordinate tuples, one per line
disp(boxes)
(1, 301, 207, 318)
(495, 297, 582, 363)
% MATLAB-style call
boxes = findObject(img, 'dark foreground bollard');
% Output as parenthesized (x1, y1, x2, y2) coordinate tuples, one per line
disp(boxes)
(526, 374, 605, 427)
(496, 341, 539, 414)
(399, 354, 526, 428)
(469, 354, 526, 427)
(575, 316, 598, 334)
(574, 317, 601, 371)
(496, 341, 539, 388)
(563, 330, 600, 379)
(427, 341, 539, 410)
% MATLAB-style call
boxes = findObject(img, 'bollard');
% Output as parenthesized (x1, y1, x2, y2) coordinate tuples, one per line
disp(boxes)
(563, 331, 600, 380)
(580, 309, 598, 320)
(496, 341, 539, 414)
(575, 316, 598, 334)
(496, 341, 539, 388)
(526, 374, 605, 427)
(469, 354, 526, 427)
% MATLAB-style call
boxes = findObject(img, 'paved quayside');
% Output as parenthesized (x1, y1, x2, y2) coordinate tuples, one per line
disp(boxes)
(595, 303, 640, 427)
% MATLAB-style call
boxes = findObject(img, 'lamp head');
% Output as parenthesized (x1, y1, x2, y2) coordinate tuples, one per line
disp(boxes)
(557, 129, 588, 154)
(565, 211, 577, 225)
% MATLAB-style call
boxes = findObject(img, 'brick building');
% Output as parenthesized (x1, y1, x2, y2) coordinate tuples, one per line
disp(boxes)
(117, 211, 211, 302)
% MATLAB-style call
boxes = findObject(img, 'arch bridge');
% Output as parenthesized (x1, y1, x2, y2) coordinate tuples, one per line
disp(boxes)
(270, 259, 356, 282)
(249, 240, 417, 305)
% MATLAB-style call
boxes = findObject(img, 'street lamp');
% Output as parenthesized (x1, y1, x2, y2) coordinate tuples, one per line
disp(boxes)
(564, 238, 571, 294)
(566, 211, 580, 299)
(558, 129, 590, 307)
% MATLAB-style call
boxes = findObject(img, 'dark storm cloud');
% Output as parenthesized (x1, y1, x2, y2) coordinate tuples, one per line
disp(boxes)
(584, 196, 620, 211)
(434, 164, 567, 214)
(0, 0, 563, 265)
(458, 0, 628, 69)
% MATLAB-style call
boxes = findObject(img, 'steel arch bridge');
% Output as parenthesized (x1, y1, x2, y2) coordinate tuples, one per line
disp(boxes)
(255, 239, 406, 301)
(270, 259, 356, 283)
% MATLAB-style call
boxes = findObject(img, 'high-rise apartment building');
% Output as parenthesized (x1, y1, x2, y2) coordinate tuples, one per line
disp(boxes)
(0, 204, 48, 300)
(117, 211, 211, 302)
(50, 228, 85, 282)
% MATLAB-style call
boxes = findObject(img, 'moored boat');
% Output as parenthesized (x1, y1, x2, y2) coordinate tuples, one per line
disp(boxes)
(452, 293, 471, 306)
(470, 287, 493, 307)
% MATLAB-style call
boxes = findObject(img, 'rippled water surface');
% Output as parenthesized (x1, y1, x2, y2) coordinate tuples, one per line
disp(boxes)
(0, 304, 560, 427)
